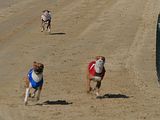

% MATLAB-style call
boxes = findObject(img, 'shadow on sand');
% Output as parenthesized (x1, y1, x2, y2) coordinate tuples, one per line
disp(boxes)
(49, 32, 66, 35)
(96, 93, 130, 99)
(36, 100, 72, 106)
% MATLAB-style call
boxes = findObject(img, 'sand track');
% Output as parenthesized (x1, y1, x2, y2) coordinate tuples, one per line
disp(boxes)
(0, 0, 160, 120)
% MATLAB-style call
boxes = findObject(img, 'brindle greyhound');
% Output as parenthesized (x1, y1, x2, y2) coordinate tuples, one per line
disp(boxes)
(41, 10, 51, 32)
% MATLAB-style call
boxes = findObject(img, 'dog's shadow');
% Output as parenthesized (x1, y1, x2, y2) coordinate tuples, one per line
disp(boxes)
(96, 93, 130, 99)
(49, 32, 66, 35)
(36, 100, 72, 106)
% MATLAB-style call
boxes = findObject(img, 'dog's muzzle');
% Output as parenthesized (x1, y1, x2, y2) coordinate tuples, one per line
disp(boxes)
(95, 59, 105, 73)
(34, 68, 43, 74)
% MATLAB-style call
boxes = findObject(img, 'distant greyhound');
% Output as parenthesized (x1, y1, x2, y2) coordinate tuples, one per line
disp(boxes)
(24, 61, 44, 105)
(87, 56, 106, 96)
(41, 10, 51, 32)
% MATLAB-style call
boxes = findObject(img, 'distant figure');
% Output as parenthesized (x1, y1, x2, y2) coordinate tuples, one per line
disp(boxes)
(87, 56, 106, 96)
(41, 10, 51, 32)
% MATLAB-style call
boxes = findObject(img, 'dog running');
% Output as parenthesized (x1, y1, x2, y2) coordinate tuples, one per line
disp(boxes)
(87, 56, 106, 96)
(41, 10, 51, 32)
(24, 61, 44, 105)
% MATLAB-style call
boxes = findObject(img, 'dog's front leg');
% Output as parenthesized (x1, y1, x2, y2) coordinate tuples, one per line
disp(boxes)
(24, 87, 30, 105)
(95, 81, 101, 96)
(36, 87, 42, 101)
(41, 20, 45, 32)
(31, 89, 37, 98)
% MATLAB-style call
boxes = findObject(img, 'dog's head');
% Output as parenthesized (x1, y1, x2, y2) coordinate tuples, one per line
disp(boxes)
(33, 61, 44, 74)
(95, 56, 105, 73)
(95, 56, 105, 63)
(42, 10, 50, 16)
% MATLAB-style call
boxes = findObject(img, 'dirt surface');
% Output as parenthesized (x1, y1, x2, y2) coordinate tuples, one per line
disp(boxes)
(0, 0, 160, 120)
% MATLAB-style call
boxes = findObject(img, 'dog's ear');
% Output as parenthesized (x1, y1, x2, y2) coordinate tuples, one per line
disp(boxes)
(95, 56, 101, 60)
(42, 10, 50, 13)
(95, 56, 105, 62)
(101, 56, 105, 62)
(40, 63, 44, 69)
(33, 61, 37, 68)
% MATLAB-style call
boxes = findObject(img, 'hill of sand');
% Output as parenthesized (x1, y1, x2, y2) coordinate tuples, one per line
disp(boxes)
(0, 0, 160, 120)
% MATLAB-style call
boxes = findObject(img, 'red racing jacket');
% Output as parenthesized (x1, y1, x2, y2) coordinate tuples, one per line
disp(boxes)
(88, 61, 106, 80)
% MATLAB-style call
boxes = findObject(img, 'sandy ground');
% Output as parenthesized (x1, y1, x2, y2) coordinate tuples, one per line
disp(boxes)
(0, 0, 21, 10)
(0, 0, 160, 120)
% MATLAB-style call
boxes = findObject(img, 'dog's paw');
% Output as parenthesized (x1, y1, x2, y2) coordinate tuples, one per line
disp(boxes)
(36, 97, 40, 101)
(96, 92, 100, 96)
(24, 101, 28, 106)
(48, 28, 51, 33)
(31, 93, 35, 98)
(41, 28, 44, 32)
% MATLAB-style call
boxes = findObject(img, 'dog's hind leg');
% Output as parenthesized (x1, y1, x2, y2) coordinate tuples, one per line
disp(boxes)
(31, 89, 37, 98)
(41, 20, 45, 32)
